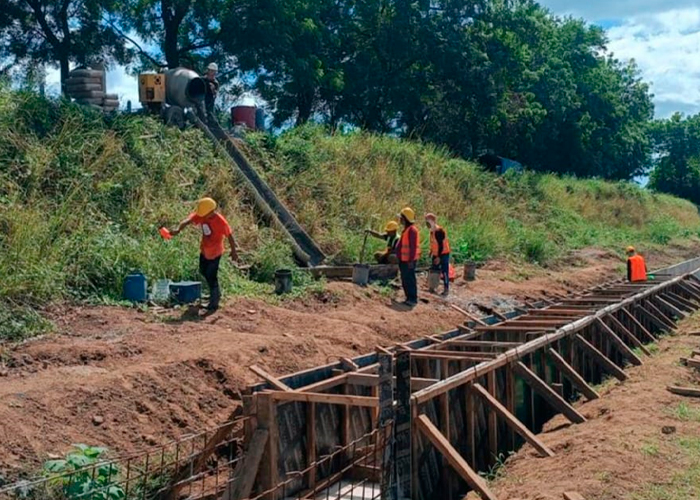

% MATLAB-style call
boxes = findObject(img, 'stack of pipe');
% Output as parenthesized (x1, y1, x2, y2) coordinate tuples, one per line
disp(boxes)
(64, 67, 119, 113)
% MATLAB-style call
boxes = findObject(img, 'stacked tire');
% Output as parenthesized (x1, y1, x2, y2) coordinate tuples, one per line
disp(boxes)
(65, 68, 119, 113)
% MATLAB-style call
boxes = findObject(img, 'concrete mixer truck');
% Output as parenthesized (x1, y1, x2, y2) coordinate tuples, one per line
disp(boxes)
(138, 68, 207, 127)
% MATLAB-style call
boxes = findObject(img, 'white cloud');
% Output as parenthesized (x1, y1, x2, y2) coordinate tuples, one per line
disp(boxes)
(540, 0, 699, 21)
(606, 7, 700, 118)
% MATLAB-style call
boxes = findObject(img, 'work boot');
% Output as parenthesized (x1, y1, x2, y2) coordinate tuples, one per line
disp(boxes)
(441, 288, 449, 297)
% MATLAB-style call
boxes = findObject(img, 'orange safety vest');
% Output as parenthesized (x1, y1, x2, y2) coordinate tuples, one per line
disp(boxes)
(429, 225, 451, 257)
(398, 225, 421, 262)
(628, 254, 647, 282)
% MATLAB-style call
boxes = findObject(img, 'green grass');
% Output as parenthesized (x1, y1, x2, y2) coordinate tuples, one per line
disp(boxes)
(633, 437, 700, 500)
(1, 87, 700, 341)
(666, 402, 700, 423)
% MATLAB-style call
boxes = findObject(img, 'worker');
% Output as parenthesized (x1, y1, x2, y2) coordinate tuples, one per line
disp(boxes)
(626, 246, 648, 283)
(365, 221, 400, 264)
(395, 207, 420, 307)
(203, 62, 220, 124)
(426, 213, 451, 295)
(170, 198, 238, 311)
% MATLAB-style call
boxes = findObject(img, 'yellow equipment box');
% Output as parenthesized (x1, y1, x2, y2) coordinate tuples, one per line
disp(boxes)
(139, 73, 165, 103)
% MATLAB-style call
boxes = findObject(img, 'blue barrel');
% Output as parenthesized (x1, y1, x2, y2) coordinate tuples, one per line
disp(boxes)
(170, 281, 202, 304)
(123, 272, 148, 302)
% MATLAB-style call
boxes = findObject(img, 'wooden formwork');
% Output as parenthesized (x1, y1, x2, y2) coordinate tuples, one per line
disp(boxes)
(209, 259, 700, 500)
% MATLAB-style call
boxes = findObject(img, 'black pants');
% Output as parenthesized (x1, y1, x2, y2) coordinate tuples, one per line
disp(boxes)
(399, 261, 418, 304)
(199, 254, 221, 309)
(431, 254, 451, 290)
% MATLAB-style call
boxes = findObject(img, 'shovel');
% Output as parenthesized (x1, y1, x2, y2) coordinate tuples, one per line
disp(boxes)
(359, 232, 369, 265)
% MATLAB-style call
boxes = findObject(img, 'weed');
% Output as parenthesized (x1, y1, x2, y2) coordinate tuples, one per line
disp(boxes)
(480, 452, 513, 482)
(640, 441, 659, 456)
(667, 402, 700, 422)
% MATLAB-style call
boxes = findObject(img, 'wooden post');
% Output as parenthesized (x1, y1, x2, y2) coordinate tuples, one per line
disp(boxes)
(395, 350, 412, 500)
(646, 300, 678, 328)
(636, 304, 673, 332)
(225, 429, 270, 500)
(256, 393, 279, 500)
(377, 352, 394, 500)
(654, 296, 687, 319)
(575, 334, 628, 381)
(307, 402, 316, 489)
(469, 383, 554, 457)
(547, 349, 599, 401)
(416, 415, 498, 500)
(487, 370, 498, 461)
(513, 361, 586, 424)
(439, 359, 453, 500)
(664, 291, 696, 312)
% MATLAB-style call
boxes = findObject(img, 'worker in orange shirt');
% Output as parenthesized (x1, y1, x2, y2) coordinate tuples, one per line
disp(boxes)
(426, 213, 451, 296)
(170, 198, 239, 311)
(626, 246, 647, 282)
(395, 207, 420, 307)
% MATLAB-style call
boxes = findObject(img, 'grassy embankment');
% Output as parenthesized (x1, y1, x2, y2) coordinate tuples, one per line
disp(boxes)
(1, 88, 699, 341)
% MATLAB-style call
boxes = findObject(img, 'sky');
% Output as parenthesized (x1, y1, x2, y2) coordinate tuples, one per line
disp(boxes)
(44, 1, 700, 119)
(539, 0, 700, 118)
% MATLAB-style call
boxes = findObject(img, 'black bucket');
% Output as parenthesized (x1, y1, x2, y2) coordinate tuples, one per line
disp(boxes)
(464, 262, 477, 281)
(274, 269, 293, 295)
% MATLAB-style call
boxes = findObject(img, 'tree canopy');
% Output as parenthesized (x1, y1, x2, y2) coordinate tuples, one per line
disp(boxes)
(0, 0, 675, 184)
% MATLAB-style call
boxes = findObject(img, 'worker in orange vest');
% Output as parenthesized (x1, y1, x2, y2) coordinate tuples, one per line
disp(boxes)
(365, 220, 400, 264)
(395, 207, 420, 307)
(626, 246, 647, 282)
(170, 197, 239, 311)
(426, 213, 451, 296)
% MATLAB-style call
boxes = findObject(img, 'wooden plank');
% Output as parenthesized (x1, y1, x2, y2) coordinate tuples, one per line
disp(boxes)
(664, 291, 697, 312)
(450, 304, 488, 326)
(605, 315, 651, 356)
(667, 386, 700, 398)
(256, 393, 279, 500)
(680, 357, 700, 370)
(250, 365, 293, 391)
(547, 349, 599, 401)
(444, 340, 523, 348)
(297, 373, 349, 393)
(575, 334, 628, 381)
(620, 308, 656, 343)
(409, 352, 493, 362)
(677, 281, 700, 302)
(475, 326, 558, 332)
(595, 319, 643, 366)
(340, 357, 359, 371)
(268, 390, 379, 408)
(347, 373, 438, 390)
(646, 300, 678, 328)
(636, 304, 673, 332)
(424, 349, 498, 358)
(470, 383, 554, 457)
(416, 414, 498, 500)
(513, 361, 586, 424)
(439, 360, 452, 497)
(395, 351, 412, 499)
(526, 309, 593, 316)
(654, 296, 687, 319)
(225, 429, 269, 500)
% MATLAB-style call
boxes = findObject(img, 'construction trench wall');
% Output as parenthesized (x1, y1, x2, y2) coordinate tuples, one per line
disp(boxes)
(229, 256, 700, 500)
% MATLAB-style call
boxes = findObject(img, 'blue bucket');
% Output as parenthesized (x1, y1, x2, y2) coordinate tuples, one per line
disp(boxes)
(170, 281, 202, 304)
(123, 272, 148, 302)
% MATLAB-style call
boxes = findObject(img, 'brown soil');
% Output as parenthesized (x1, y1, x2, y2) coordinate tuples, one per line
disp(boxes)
(0, 244, 698, 479)
(492, 307, 700, 500)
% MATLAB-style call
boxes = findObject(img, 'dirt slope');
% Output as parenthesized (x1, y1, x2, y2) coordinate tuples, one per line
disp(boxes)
(0, 245, 697, 479)
(492, 308, 700, 500)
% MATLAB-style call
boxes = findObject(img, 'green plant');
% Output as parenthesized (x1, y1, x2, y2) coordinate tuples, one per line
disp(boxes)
(43, 444, 124, 500)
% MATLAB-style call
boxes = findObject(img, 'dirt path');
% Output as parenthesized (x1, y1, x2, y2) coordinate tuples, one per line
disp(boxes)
(492, 311, 700, 500)
(0, 244, 697, 478)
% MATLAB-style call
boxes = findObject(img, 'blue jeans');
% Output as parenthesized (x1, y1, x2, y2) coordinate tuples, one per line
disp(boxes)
(399, 261, 418, 304)
(431, 254, 450, 290)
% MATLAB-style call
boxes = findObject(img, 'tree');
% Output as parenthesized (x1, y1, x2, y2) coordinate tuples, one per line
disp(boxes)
(650, 114, 700, 205)
(112, 0, 228, 70)
(0, 0, 128, 92)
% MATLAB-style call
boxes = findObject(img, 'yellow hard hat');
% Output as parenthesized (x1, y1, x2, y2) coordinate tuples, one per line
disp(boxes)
(626, 246, 635, 253)
(385, 221, 399, 232)
(400, 207, 416, 223)
(196, 197, 217, 217)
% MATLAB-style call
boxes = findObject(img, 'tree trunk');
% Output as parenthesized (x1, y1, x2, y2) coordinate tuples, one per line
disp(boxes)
(60, 55, 70, 96)
(164, 24, 180, 68)
(295, 89, 315, 126)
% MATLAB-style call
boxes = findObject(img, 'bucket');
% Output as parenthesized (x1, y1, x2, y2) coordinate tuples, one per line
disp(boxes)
(464, 262, 477, 281)
(275, 269, 293, 295)
(352, 264, 371, 287)
(123, 272, 148, 302)
(428, 269, 441, 292)
(170, 281, 202, 304)
(151, 279, 172, 303)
